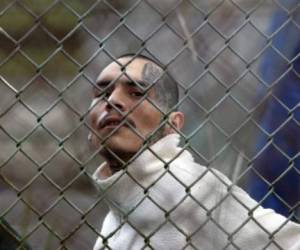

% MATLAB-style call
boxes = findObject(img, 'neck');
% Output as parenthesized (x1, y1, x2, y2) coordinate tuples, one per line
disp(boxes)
(99, 148, 135, 177)
(98, 130, 169, 178)
(92, 133, 186, 212)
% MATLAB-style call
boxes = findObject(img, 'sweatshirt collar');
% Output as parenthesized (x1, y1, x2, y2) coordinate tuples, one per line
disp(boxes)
(92, 133, 183, 211)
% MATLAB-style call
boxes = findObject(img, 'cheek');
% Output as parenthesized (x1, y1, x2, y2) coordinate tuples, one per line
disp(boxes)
(132, 104, 161, 133)
(89, 102, 104, 127)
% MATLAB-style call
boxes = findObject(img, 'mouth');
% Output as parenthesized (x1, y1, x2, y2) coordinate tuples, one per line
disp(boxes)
(97, 115, 135, 130)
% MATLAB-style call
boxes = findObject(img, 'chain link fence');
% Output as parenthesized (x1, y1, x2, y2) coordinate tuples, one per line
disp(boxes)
(0, 0, 299, 249)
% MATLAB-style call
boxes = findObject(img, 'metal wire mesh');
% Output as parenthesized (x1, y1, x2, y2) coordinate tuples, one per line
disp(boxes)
(0, 0, 299, 249)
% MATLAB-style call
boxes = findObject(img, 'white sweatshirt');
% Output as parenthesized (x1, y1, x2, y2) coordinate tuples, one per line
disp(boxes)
(93, 134, 300, 250)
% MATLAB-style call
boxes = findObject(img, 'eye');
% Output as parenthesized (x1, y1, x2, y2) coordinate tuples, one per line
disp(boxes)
(103, 91, 111, 98)
(93, 92, 101, 98)
(93, 81, 113, 98)
(94, 90, 111, 99)
(130, 91, 144, 97)
(93, 87, 103, 98)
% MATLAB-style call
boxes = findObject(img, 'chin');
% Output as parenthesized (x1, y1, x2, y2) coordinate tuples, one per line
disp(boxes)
(100, 134, 142, 157)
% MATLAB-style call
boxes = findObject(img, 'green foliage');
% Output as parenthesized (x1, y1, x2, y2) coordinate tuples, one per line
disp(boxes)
(0, 4, 35, 38)
(0, 1, 83, 77)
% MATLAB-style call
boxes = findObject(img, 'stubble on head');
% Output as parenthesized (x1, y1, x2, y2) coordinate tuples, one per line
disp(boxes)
(140, 61, 169, 145)
(141, 62, 164, 107)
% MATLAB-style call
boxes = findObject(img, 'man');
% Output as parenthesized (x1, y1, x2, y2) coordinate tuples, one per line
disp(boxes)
(89, 54, 300, 250)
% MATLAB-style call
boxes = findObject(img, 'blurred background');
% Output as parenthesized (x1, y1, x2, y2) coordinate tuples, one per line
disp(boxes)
(0, 0, 299, 249)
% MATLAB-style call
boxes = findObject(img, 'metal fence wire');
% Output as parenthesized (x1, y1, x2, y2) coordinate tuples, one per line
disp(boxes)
(0, 0, 299, 249)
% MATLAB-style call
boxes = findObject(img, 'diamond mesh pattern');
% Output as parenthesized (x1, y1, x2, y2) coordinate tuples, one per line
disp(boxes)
(0, 0, 299, 249)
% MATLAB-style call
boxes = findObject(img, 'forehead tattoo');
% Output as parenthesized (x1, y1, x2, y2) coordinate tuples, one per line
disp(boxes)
(141, 62, 172, 112)
(141, 62, 162, 85)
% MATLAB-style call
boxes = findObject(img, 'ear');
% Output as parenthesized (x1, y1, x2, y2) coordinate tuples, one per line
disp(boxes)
(165, 111, 184, 134)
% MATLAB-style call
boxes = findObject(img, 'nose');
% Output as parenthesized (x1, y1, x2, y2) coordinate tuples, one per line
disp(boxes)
(105, 86, 126, 113)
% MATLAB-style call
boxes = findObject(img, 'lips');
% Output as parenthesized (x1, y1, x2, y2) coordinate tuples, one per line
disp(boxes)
(99, 116, 122, 128)
(97, 115, 135, 130)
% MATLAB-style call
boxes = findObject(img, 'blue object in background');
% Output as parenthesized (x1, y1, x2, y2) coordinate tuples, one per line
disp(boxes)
(247, 1, 300, 221)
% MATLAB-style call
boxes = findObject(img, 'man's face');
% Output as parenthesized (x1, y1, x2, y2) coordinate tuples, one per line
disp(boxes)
(89, 57, 165, 160)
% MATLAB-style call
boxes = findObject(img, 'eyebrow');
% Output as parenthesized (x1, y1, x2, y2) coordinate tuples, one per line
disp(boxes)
(127, 80, 149, 89)
(95, 80, 111, 88)
(95, 79, 149, 89)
